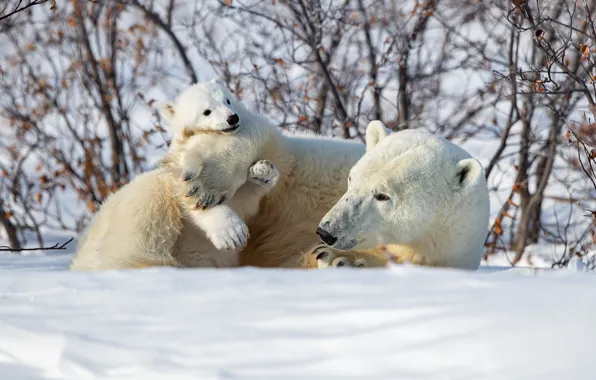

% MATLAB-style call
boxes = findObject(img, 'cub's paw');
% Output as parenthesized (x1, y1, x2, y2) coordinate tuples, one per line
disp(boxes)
(202, 211, 249, 251)
(311, 243, 365, 269)
(248, 160, 279, 189)
(182, 169, 228, 210)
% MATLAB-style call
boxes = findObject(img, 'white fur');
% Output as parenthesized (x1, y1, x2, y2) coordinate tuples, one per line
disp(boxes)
(365, 120, 391, 152)
(71, 161, 279, 270)
(165, 80, 284, 210)
(161, 78, 241, 136)
(71, 79, 280, 270)
(188, 160, 280, 250)
(316, 121, 490, 270)
(166, 83, 367, 268)
(238, 132, 366, 268)
(73, 79, 367, 270)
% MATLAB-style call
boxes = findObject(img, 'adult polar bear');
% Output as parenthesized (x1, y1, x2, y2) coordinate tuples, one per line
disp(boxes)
(307, 122, 490, 270)
(71, 79, 365, 270)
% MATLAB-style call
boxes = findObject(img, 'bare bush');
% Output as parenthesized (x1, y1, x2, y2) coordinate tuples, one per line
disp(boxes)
(483, 0, 596, 266)
(0, 0, 593, 267)
(0, 1, 170, 248)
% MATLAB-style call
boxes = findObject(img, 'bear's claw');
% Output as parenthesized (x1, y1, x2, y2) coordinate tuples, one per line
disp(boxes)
(312, 243, 365, 269)
(315, 251, 329, 261)
(182, 171, 195, 182)
(186, 186, 200, 198)
(194, 193, 226, 210)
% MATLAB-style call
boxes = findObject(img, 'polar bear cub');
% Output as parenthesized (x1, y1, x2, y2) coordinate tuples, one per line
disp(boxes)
(161, 78, 281, 211)
(71, 79, 279, 270)
(311, 121, 490, 270)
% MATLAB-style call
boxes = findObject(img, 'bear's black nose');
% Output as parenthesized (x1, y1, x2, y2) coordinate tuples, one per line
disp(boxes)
(227, 114, 239, 125)
(316, 227, 337, 246)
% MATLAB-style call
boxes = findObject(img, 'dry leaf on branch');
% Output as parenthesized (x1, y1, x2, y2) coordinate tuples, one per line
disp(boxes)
(272, 58, 286, 66)
(494, 219, 503, 235)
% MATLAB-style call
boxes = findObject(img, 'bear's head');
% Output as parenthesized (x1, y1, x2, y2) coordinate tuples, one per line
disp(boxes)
(161, 78, 242, 136)
(316, 121, 490, 253)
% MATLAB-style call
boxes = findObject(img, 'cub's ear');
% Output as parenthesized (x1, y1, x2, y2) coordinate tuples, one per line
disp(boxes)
(365, 121, 391, 152)
(160, 102, 176, 123)
(210, 77, 226, 87)
(454, 158, 484, 188)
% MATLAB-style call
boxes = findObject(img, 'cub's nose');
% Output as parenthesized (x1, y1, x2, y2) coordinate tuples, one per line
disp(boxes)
(316, 227, 337, 246)
(227, 114, 240, 125)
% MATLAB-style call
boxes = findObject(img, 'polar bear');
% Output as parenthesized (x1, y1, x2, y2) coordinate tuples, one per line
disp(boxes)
(160, 84, 366, 268)
(304, 121, 490, 270)
(159, 78, 282, 211)
(74, 78, 367, 270)
(71, 79, 281, 270)
(71, 161, 278, 270)
(235, 129, 365, 268)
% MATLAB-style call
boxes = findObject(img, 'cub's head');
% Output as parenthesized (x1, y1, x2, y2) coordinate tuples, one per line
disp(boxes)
(161, 78, 241, 138)
(316, 121, 488, 251)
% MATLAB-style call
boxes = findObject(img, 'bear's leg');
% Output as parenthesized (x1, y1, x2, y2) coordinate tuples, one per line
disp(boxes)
(185, 160, 279, 251)
(186, 206, 250, 251)
(179, 150, 247, 210)
(247, 160, 280, 193)
(182, 167, 228, 210)
(226, 160, 279, 223)
(304, 243, 389, 269)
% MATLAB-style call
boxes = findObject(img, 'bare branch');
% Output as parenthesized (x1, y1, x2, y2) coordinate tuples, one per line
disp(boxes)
(0, 237, 74, 252)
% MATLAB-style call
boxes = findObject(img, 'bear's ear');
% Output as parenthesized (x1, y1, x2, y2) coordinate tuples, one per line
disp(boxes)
(160, 102, 176, 123)
(365, 121, 391, 152)
(210, 77, 226, 87)
(453, 158, 484, 188)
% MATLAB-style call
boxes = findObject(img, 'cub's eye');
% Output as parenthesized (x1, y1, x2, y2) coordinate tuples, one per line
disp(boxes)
(374, 193, 390, 201)
(348, 176, 352, 183)
(203, 109, 211, 116)
(226, 99, 231, 105)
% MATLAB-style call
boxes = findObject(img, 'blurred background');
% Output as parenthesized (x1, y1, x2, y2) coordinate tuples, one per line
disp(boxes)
(0, 0, 594, 268)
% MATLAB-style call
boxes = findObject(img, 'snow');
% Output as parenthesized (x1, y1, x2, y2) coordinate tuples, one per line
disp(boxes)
(0, 3, 594, 378)
(0, 253, 595, 379)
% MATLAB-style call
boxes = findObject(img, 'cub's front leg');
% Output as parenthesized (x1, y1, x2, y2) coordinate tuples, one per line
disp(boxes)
(181, 154, 244, 210)
(186, 160, 279, 251)
(186, 206, 250, 251)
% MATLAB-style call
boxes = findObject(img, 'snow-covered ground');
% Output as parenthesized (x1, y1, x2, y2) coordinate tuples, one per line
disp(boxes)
(0, 252, 595, 379)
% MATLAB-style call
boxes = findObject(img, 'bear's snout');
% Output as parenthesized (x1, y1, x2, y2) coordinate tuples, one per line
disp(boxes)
(316, 226, 337, 246)
(227, 114, 240, 125)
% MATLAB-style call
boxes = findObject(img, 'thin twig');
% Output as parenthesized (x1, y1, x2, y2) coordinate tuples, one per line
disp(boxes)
(0, 237, 74, 252)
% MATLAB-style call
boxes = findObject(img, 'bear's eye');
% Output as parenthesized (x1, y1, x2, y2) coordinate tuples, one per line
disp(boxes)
(226, 99, 231, 105)
(348, 176, 352, 184)
(374, 193, 390, 202)
(203, 109, 211, 116)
